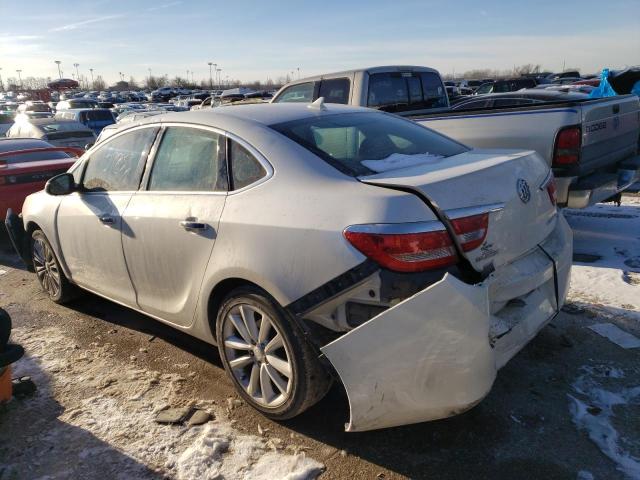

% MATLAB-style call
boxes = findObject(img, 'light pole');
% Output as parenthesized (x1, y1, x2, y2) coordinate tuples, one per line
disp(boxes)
(0, 67, 3, 92)
(54, 60, 62, 79)
(297, 67, 300, 79)
(217, 68, 222, 89)
(89, 68, 94, 88)
(208, 62, 213, 88)
(16, 70, 22, 88)
(74, 63, 79, 81)
(186, 69, 189, 87)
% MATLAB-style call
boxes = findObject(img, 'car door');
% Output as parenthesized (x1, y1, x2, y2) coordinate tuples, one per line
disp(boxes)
(56, 126, 159, 305)
(121, 125, 228, 326)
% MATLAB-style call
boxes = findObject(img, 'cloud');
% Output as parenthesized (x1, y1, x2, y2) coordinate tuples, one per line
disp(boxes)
(147, 1, 183, 11)
(50, 14, 124, 32)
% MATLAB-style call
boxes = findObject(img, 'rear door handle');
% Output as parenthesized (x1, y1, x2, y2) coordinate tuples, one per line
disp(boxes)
(99, 215, 114, 225)
(180, 220, 207, 231)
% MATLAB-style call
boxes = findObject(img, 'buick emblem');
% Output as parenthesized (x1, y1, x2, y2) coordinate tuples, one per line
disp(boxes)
(517, 178, 531, 204)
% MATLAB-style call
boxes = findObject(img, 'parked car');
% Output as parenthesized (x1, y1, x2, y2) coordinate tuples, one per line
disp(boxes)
(55, 108, 115, 135)
(274, 66, 640, 208)
(17, 102, 53, 119)
(7, 103, 572, 432)
(0, 138, 81, 214)
(55, 99, 98, 110)
(474, 78, 538, 94)
(0, 114, 14, 137)
(6, 118, 96, 149)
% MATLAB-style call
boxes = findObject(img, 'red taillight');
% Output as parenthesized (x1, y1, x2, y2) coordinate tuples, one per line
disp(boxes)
(344, 225, 458, 272)
(0, 160, 6, 169)
(450, 213, 489, 251)
(553, 126, 581, 166)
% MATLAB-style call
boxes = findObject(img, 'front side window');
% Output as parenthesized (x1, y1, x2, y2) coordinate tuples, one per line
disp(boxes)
(273, 82, 315, 103)
(271, 112, 468, 176)
(82, 127, 158, 191)
(229, 140, 266, 190)
(148, 127, 226, 192)
(318, 78, 350, 104)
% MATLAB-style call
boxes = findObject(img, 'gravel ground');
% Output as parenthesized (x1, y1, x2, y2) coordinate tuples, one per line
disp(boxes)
(0, 198, 639, 480)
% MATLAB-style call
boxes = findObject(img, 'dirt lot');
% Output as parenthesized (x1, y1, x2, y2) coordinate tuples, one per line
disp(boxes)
(1, 198, 639, 480)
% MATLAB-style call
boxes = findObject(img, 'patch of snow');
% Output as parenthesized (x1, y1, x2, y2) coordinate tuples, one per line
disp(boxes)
(565, 198, 640, 314)
(0, 269, 7, 276)
(577, 470, 594, 480)
(588, 323, 640, 349)
(361, 152, 445, 173)
(4, 326, 324, 480)
(568, 365, 640, 479)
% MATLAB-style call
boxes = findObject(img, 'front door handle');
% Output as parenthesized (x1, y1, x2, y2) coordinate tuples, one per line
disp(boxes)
(99, 215, 114, 225)
(180, 220, 207, 231)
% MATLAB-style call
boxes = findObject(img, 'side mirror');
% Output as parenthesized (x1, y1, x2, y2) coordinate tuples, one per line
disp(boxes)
(45, 173, 76, 196)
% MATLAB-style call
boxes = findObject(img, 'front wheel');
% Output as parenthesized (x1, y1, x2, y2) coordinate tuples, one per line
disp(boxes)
(31, 230, 78, 304)
(216, 286, 331, 420)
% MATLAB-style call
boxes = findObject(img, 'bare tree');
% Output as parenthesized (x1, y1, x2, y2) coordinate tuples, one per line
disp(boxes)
(93, 76, 106, 90)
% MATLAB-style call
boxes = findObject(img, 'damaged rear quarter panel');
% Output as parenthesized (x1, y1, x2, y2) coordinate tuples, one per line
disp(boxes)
(321, 273, 496, 432)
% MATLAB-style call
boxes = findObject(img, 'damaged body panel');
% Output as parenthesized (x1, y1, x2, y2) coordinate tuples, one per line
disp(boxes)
(322, 214, 572, 432)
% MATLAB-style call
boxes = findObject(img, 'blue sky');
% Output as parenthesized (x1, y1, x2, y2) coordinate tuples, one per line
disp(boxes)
(1, 0, 638, 85)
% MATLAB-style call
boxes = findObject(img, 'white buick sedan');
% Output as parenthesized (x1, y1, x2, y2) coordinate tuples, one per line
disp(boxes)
(6, 102, 572, 431)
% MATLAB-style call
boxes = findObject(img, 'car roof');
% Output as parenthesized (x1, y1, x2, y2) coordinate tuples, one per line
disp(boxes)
(0, 138, 53, 153)
(136, 102, 376, 129)
(280, 65, 441, 86)
(58, 108, 112, 113)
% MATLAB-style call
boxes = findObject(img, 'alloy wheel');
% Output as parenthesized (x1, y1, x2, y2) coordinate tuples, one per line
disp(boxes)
(33, 238, 61, 298)
(222, 303, 293, 408)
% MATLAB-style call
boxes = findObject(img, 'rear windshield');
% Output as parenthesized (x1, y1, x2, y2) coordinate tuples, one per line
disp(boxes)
(367, 72, 448, 113)
(28, 104, 51, 112)
(70, 100, 98, 108)
(271, 112, 468, 176)
(81, 110, 114, 122)
(0, 150, 71, 164)
(0, 114, 13, 124)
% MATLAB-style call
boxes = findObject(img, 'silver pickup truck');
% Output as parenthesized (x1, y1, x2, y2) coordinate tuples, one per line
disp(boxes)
(272, 66, 640, 208)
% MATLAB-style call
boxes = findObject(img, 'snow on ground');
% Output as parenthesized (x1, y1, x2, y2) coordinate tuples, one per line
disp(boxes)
(1, 326, 323, 480)
(565, 196, 640, 479)
(564, 196, 640, 315)
(569, 365, 640, 479)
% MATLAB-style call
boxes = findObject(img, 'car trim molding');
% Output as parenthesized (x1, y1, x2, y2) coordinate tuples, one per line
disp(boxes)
(445, 202, 505, 220)
(285, 259, 379, 318)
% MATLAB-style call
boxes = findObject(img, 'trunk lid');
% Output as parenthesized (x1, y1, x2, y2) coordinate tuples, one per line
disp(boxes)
(580, 95, 640, 172)
(360, 149, 557, 272)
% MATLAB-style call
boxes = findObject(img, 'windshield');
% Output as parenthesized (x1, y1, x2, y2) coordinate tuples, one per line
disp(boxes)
(0, 150, 71, 164)
(40, 122, 90, 132)
(271, 112, 468, 176)
(475, 83, 493, 94)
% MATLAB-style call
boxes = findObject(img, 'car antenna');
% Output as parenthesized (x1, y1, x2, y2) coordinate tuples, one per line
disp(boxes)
(307, 97, 327, 111)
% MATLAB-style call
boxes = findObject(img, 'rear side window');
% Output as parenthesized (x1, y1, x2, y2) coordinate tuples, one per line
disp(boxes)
(83, 127, 158, 192)
(367, 72, 447, 112)
(273, 82, 315, 103)
(229, 140, 266, 190)
(452, 99, 491, 110)
(318, 78, 350, 104)
(148, 127, 226, 192)
(271, 112, 468, 176)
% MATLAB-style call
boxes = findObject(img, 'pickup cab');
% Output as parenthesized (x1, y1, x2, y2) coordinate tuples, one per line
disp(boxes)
(273, 66, 640, 208)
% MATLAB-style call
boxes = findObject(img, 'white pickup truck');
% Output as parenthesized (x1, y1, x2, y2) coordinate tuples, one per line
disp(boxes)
(272, 66, 640, 208)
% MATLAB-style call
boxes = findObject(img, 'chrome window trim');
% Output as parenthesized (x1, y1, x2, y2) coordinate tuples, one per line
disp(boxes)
(344, 220, 446, 235)
(445, 203, 504, 220)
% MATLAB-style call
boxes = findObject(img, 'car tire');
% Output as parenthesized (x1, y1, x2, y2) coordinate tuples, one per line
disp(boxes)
(31, 230, 79, 304)
(216, 286, 332, 420)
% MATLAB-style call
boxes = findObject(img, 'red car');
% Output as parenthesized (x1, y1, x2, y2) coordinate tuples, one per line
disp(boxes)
(0, 139, 82, 215)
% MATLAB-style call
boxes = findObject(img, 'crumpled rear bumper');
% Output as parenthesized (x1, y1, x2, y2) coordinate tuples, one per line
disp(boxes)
(321, 214, 572, 432)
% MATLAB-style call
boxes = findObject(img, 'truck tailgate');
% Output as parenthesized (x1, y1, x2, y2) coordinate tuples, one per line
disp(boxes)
(580, 95, 640, 173)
